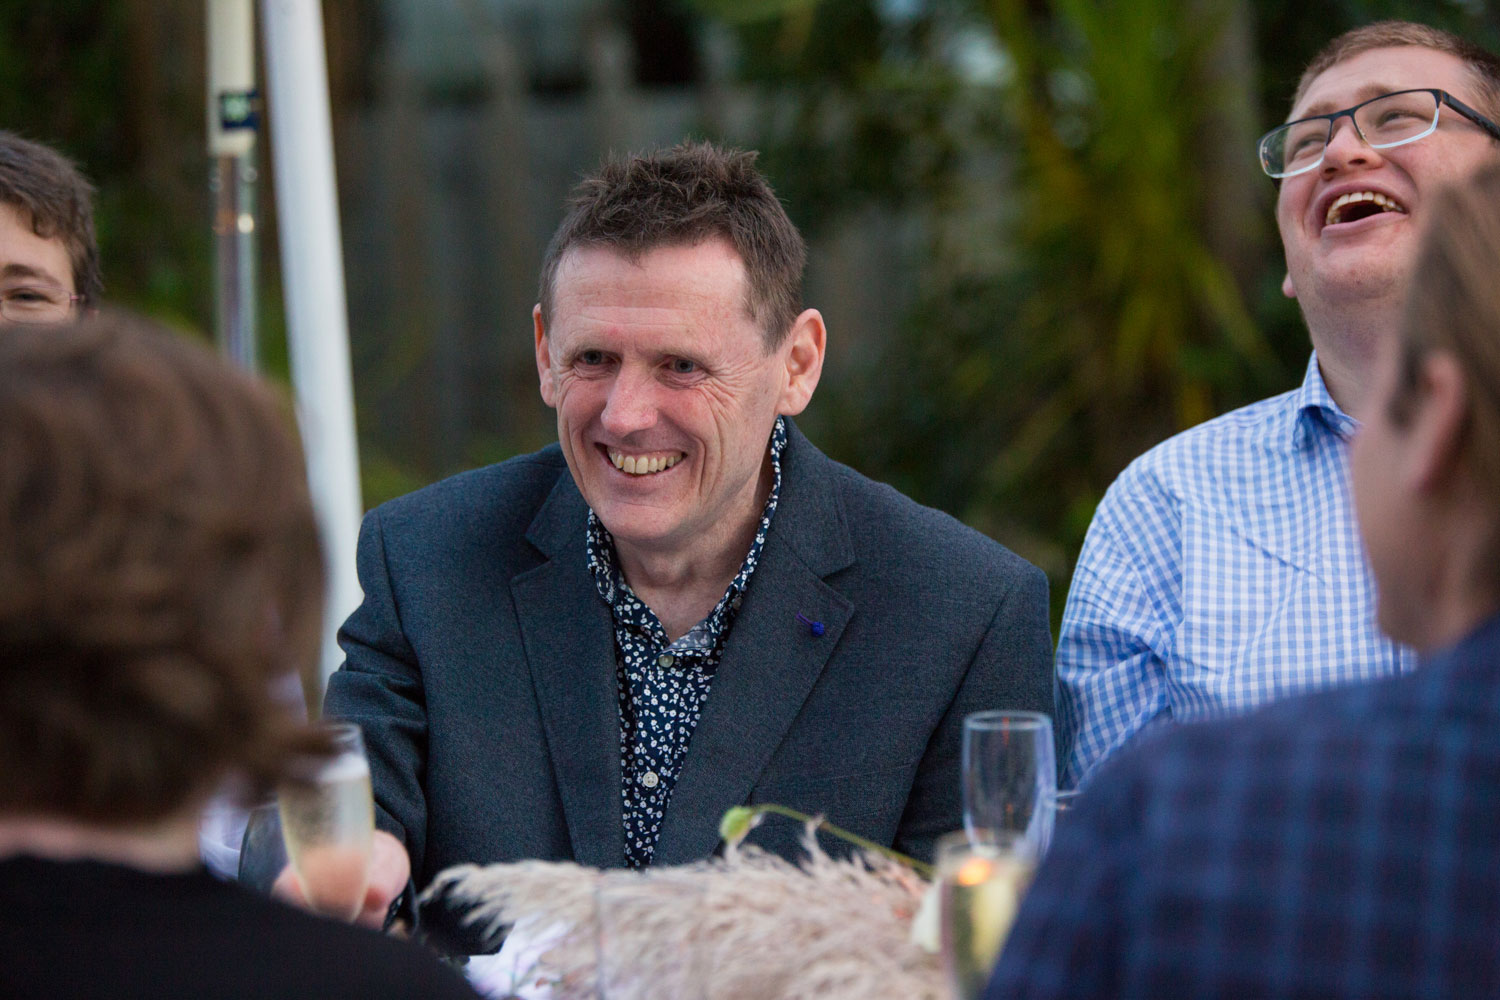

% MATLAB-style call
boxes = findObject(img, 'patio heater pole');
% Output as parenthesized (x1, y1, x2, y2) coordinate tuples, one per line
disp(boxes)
(207, 0, 258, 370)
(259, 0, 365, 696)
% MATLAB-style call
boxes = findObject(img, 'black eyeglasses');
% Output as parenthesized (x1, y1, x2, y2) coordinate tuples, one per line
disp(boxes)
(1258, 88, 1500, 179)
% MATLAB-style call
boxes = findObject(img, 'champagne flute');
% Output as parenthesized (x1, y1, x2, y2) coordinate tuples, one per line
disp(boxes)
(937, 830, 1036, 1000)
(277, 722, 375, 920)
(961, 711, 1057, 856)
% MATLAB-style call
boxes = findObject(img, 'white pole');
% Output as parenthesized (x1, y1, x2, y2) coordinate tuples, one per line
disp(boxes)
(259, 0, 364, 696)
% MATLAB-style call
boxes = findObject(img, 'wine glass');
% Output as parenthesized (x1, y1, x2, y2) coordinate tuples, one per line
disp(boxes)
(276, 722, 375, 920)
(936, 829, 1037, 1000)
(961, 711, 1057, 856)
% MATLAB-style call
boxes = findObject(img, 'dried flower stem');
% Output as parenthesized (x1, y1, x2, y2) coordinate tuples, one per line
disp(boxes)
(731, 803, 935, 879)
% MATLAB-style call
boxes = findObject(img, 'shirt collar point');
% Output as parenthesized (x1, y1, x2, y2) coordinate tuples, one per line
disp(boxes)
(1286, 353, 1356, 450)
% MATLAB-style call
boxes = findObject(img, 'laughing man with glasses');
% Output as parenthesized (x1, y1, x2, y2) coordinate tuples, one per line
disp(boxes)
(0, 131, 101, 326)
(1259, 87, 1500, 179)
(1054, 21, 1500, 790)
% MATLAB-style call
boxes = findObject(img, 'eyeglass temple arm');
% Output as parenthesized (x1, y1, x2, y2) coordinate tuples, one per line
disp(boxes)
(1442, 92, 1500, 144)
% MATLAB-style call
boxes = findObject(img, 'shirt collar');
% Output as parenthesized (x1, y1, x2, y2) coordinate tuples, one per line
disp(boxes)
(1289, 351, 1358, 450)
(586, 416, 788, 637)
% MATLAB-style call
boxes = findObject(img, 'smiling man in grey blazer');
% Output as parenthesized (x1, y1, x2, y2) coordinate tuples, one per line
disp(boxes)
(322, 141, 1053, 929)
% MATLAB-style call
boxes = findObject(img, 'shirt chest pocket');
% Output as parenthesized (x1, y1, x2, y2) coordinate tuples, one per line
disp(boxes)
(1176, 509, 1321, 675)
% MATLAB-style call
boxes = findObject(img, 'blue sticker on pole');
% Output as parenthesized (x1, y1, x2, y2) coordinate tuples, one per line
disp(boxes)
(219, 89, 260, 131)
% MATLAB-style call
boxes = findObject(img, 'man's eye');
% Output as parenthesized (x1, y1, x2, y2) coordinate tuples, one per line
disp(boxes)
(667, 358, 697, 375)
(1283, 125, 1325, 159)
(577, 350, 606, 366)
(1376, 109, 1423, 126)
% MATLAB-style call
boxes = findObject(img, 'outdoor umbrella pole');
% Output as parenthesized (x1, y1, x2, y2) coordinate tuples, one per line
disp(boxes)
(207, 0, 259, 371)
(260, 0, 365, 697)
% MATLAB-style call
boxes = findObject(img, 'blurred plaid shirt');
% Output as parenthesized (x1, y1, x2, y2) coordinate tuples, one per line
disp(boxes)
(1057, 354, 1416, 788)
(986, 612, 1500, 1000)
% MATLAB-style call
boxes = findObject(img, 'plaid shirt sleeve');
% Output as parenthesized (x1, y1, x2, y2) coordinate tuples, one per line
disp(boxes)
(1056, 465, 1180, 788)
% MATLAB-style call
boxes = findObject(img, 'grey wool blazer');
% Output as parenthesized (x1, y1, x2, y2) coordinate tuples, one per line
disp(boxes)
(323, 420, 1054, 889)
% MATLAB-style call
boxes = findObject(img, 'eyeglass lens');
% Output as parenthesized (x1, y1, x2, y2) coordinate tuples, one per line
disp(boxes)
(0, 286, 75, 324)
(1264, 90, 1440, 177)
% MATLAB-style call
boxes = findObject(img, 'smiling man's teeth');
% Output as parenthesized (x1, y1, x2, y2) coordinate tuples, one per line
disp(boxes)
(1325, 190, 1407, 226)
(609, 450, 683, 475)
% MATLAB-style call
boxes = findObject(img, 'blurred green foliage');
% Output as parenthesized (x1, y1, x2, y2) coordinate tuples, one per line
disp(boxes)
(689, 0, 1500, 622)
(0, 3, 216, 334)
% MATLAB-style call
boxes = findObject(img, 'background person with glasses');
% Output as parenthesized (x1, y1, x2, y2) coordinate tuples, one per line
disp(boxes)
(0, 130, 101, 326)
(1054, 21, 1500, 790)
(987, 157, 1500, 1000)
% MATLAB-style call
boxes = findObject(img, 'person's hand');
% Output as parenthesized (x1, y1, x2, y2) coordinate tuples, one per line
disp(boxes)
(271, 830, 412, 930)
(359, 830, 412, 929)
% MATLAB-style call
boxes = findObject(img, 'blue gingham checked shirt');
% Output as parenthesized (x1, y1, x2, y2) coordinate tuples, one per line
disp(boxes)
(1057, 354, 1416, 788)
(985, 612, 1500, 1000)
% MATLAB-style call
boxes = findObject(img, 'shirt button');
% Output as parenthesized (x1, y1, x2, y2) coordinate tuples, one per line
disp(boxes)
(641, 771, 660, 788)
(657, 653, 674, 668)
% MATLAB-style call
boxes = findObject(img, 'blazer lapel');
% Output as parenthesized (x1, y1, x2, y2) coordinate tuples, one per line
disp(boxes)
(653, 424, 856, 866)
(511, 474, 625, 869)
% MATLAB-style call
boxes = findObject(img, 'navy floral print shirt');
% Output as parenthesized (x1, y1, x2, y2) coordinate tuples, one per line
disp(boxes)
(586, 416, 787, 868)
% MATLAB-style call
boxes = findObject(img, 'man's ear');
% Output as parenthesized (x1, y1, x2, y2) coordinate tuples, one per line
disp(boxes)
(1408, 351, 1468, 496)
(1282, 271, 1297, 299)
(776, 308, 826, 417)
(534, 304, 556, 408)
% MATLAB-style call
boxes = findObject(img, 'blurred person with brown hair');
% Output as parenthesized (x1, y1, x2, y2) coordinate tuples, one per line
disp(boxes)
(987, 163, 1500, 998)
(1057, 21, 1500, 788)
(0, 127, 269, 876)
(0, 130, 101, 323)
(0, 313, 477, 999)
